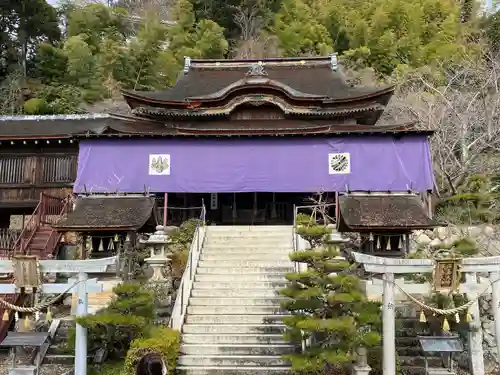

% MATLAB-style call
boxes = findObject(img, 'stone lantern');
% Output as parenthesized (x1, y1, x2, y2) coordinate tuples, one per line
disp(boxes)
(143, 226, 172, 286)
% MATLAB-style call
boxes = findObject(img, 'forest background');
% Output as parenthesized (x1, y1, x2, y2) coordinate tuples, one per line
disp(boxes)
(1, 0, 500, 215)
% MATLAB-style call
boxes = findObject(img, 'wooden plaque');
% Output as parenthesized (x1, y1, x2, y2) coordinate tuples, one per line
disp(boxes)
(12, 255, 40, 289)
(433, 258, 461, 293)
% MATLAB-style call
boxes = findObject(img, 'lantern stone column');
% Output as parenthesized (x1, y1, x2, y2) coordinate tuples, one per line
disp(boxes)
(352, 347, 371, 375)
(144, 226, 172, 292)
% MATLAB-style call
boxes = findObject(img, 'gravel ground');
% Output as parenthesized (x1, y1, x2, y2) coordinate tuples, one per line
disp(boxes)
(0, 352, 73, 375)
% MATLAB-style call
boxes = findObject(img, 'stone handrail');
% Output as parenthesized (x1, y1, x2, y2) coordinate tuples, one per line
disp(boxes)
(170, 206, 207, 331)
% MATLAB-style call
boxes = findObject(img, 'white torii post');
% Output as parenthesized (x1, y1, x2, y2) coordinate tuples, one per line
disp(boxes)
(0, 256, 118, 375)
(352, 252, 500, 375)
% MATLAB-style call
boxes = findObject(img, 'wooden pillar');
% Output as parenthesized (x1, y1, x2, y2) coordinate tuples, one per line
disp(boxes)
(232, 193, 237, 221)
(404, 233, 410, 255)
(80, 234, 87, 260)
(253, 192, 258, 220)
(183, 194, 188, 221)
(271, 193, 277, 219)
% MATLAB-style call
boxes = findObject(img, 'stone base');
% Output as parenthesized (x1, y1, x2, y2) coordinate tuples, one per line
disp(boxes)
(427, 368, 456, 375)
(352, 365, 371, 375)
(8, 366, 37, 375)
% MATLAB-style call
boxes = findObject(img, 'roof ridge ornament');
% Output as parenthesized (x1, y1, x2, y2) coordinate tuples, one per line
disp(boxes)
(184, 57, 191, 74)
(246, 63, 268, 77)
(330, 53, 338, 72)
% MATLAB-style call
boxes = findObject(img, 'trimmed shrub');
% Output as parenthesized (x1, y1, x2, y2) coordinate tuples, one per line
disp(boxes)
(70, 282, 154, 359)
(123, 326, 180, 375)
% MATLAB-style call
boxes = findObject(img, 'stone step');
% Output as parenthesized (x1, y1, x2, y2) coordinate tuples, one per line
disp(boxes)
(198, 260, 292, 268)
(193, 282, 288, 290)
(177, 367, 291, 375)
(43, 354, 79, 365)
(202, 245, 292, 251)
(180, 344, 295, 356)
(205, 242, 292, 249)
(188, 306, 284, 315)
(191, 289, 282, 298)
(196, 267, 293, 275)
(195, 274, 287, 283)
(182, 334, 287, 344)
(178, 355, 289, 367)
(200, 253, 291, 261)
(186, 314, 289, 325)
(208, 225, 291, 230)
(189, 297, 285, 306)
(182, 324, 286, 334)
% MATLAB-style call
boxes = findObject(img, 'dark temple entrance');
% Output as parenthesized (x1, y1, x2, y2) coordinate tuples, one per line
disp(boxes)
(157, 192, 335, 225)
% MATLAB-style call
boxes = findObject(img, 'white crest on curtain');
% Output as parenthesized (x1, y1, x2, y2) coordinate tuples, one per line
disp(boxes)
(328, 153, 351, 174)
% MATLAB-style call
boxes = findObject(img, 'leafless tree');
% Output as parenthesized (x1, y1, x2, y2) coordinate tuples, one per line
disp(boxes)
(382, 49, 500, 196)
(231, 0, 280, 59)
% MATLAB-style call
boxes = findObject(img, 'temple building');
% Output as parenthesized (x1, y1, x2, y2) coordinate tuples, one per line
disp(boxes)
(0, 54, 438, 343)
(75, 55, 434, 226)
(0, 54, 436, 243)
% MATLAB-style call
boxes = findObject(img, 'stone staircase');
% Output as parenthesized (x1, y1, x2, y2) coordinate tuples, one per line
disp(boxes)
(177, 225, 296, 375)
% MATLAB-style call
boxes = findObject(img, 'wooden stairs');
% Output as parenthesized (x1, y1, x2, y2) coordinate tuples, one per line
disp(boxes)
(0, 193, 71, 341)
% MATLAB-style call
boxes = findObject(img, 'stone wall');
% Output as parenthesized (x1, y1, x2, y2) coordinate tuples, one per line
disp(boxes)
(412, 225, 499, 254)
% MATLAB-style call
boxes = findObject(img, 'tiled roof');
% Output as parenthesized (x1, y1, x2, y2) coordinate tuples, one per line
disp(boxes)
(122, 56, 394, 105)
(53, 196, 158, 231)
(337, 194, 438, 231)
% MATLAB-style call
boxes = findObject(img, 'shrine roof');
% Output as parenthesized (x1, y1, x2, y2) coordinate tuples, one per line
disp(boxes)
(53, 195, 158, 232)
(0, 114, 131, 140)
(0, 114, 432, 139)
(337, 194, 438, 232)
(122, 55, 394, 106)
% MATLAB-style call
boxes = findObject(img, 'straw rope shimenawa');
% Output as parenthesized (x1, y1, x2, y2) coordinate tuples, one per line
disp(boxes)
(383, 270, 500, 331)
(0, 279, 82, 324)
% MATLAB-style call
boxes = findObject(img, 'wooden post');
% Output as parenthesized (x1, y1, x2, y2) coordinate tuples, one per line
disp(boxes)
(163, 193, 168, 227)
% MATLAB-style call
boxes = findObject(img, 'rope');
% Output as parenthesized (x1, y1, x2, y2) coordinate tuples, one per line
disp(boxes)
(388, 276, 500, 315)
(0, 280, 81, 313)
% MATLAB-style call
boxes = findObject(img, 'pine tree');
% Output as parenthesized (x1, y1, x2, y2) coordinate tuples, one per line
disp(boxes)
(281, 214, 381, 374)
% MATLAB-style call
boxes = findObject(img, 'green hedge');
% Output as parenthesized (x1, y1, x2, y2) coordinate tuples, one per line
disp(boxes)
(123, 326, 180, 375)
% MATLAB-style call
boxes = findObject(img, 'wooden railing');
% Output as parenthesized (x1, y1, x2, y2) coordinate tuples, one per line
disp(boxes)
(0, 229, 20, 258)
(39, 194, 72, 258)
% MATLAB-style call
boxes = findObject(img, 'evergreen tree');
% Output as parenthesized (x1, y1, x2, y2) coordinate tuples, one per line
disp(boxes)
(281, 215, 381, 373)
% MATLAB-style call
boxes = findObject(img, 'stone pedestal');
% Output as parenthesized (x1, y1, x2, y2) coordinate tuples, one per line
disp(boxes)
(352, 365, 372, 375)
(352, 347, 371, 375)
(8, 366, 36, 375)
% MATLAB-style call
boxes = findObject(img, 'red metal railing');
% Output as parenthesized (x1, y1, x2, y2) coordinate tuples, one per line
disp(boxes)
(0, 193, 70, 340)
(39, 194, 72, 258)
(12, 192, 70, 256)
(12, 198, 43, 256)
